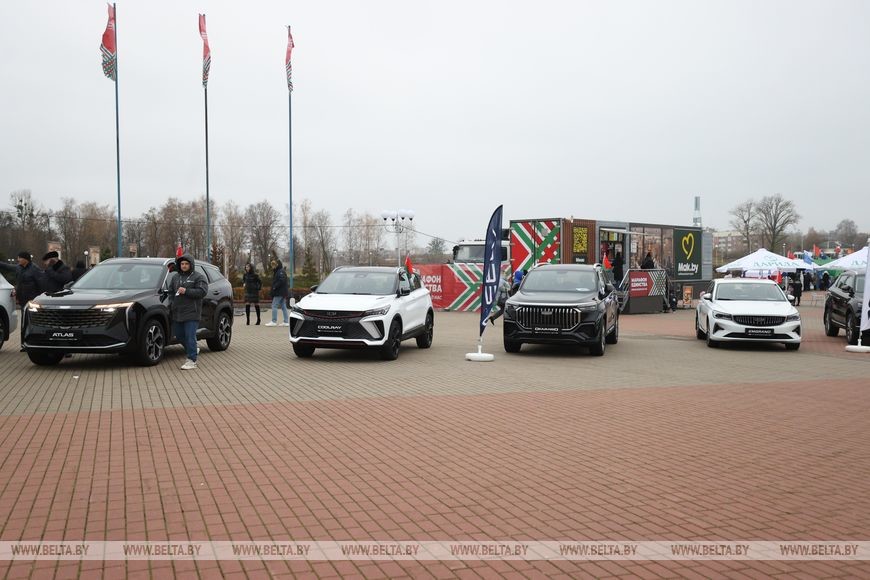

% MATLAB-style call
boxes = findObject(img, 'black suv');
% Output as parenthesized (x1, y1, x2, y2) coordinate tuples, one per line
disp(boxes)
(23, 258, 234, 366)
(503, 263, 619, 355)
(823, 271, 867, 345)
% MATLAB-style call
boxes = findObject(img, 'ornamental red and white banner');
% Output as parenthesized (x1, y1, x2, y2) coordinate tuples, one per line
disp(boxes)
(198, 14, 211, 88)
(100, 3, 116, 81)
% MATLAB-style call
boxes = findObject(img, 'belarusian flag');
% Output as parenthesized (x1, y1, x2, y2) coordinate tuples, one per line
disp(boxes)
(285, 26, 295, 92)
(100, 3, 116, 81)
(199, 14, 211, 88)
(404, 254, 414, 275)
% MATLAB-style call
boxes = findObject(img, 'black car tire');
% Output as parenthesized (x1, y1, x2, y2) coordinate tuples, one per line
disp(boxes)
(503, 338, 522, 353)
(706, 330, 719, 348)
(589, 322, 606, 356)
(379, 319, 402, 361)
(206, 311, 233, 351)
(785, 343, 800, 351)
(27, 350, 64, 366)
(695, 313, 706, 340)
(293, 343, 315, 358)
(605, 315, 619, 344)
(846, 312, 859, 346)
(823, 307, 839, 337)
(416, 312, 434, 349)
(136, 318, 165, 366)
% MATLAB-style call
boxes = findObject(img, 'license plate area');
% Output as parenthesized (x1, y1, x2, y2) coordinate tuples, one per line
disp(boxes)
(746, 328, 773, 337)
(49, 330, 82, 341)
(533, 327, 561, 335)
(316, 324, 344, 336)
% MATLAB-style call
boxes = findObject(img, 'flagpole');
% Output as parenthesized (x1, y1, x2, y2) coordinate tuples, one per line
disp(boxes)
(204, 86, 211, 262)
(288, 90, 294, 291)
(113, 2, 122, 258)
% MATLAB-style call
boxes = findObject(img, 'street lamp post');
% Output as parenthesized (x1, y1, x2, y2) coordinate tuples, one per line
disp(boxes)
(381, 209, 415, 267)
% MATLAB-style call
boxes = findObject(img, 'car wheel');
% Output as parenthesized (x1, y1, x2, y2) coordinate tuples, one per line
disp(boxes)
(416, 312, 434, 349)
(695, 313, 706, 340)
(706, 320, 719, 348)
(785, 343, 800, 351)
(589, 322, 606, 356)
(824, 307, 839, 337)
(605, 314, 619, 344)
(0, 315, 6, 351)
(503, 338, 522, 353)
(136, 319, 165, 366)
(27, 350, 64, 366)
(293, 343, 315, 358)
(206, 311, 233, 351)
(379, 319, 402, 360)
(846, 312, 858, 346)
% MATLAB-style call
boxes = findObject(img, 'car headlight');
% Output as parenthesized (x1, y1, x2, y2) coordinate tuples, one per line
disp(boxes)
(290, 304, 304, 314)
(713, 311, 732, 320)
(786, 314, 801, 322)
(93, 302, 134, 312)
(26, 301, 41, 312)
(504, 304, 517, 319)
(577, 302, 599, 311)
(363, 305, 391, 317)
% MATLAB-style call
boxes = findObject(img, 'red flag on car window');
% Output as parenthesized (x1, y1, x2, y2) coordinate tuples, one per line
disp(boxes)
(176, 242, 183, 258)
(404, 255, 414, 275)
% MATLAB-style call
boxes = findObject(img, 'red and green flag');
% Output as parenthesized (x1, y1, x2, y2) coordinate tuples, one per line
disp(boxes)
(199, 14, 211, 88)
(285, 26, 295, 92)
(100, 3, 116, 81)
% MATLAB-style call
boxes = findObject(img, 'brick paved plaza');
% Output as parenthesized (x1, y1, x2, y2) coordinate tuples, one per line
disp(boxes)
(1, 300, 869, 578)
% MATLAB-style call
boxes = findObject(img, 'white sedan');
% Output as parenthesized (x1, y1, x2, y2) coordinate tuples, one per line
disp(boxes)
(0, 276, 18, 351)
(695, 278, 801, 351)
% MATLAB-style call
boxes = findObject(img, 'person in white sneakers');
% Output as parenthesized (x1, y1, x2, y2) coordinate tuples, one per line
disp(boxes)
(265, 259, 290, 327)
(167, 254, 208, 369)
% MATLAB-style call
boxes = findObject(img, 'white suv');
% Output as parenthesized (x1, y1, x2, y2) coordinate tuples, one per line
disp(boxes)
(289, 266, 434, 360)
(0, 276, 18, 351)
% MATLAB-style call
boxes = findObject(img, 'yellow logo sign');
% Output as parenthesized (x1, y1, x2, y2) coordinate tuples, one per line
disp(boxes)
(681, 233, 695, 261)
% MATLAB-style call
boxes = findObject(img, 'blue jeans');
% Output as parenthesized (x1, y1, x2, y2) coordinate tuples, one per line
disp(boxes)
(271, 296, 288, 323)
(172, 320, 199, 361)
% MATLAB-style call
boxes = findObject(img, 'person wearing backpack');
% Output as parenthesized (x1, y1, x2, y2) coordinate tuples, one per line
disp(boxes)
(241, 263, 262, 325)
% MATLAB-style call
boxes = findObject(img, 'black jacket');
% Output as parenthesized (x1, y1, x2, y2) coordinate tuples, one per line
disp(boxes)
(0, 261, 44, 306)
(43, 260, 73, 293)
(271, 266, 288, 298)
(242, 271, 262, 302)
(167, 255, 209, 322)
(641, 256, 656, 270)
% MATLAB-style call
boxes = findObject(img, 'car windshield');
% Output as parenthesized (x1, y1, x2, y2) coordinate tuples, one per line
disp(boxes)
(74, 263, 166, 290)
(715, 283, 785, 302)
(521, 269, 598, 292)
(316, 271, 397, 295)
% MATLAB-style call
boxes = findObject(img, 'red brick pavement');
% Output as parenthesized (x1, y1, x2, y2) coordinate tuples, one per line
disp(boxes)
(1, 375, 869, 577)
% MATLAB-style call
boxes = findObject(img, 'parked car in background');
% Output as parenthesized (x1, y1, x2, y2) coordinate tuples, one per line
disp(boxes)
(23, 258, 234, 366)
(824, 271, 867, 345)
(289, 266, 434, 360)
(0, 276, 18, 351)
(502, 263, 619, 356)
(696, 278, 801, 350)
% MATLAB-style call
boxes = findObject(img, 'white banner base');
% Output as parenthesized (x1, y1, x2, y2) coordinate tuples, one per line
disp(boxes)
(466, 344, 494, 362)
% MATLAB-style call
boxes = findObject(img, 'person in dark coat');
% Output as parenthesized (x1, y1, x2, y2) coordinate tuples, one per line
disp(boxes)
(167, 254, 208, 370)
(71, 261, 87, 281)
(41, 251, 73, 293)
(241, 263, 262, 325)
(612, 251, 625, 287)
(641, 252, 656, 270)
(0, 251, 45, 350)
(790, 274, 803, 306)
(266, 259, 289, 326)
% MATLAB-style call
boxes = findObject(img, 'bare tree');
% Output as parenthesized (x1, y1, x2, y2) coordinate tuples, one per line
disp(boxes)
(56, 197, 83, 260)
(755, 194, 800, 252)
(834, 219, 859, 249)
(246, 200, 282, 271)
(729, 200, 757, 254)
(220, 201, 248, 274)
(310, 209, 336, 273)
(341, 208, 361, 265)
(358, 212, 385, 266)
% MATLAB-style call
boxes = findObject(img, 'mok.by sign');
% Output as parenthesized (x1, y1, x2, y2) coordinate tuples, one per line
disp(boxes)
(674, 228, 702, 280)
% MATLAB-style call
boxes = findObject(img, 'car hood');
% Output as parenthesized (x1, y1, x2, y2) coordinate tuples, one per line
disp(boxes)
(298, 293, 396, 312)
(711, 300, 798, 316)
(509, 290, 599, 305)
(31, 287, 156, 307)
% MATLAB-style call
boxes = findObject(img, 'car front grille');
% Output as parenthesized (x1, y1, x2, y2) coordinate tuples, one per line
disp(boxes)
(30, 309, 117, 329)
(301, 310, 366, 320)
(294, 321, 377, 340)
(515, 306, 580, 330)
(733, 315, 785, 327)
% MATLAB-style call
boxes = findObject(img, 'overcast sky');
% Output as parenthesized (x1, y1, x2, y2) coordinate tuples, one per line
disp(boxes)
(1, 0, 868, 245)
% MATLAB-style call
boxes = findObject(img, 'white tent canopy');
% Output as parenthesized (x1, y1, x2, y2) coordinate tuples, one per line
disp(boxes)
(716, 248, 815, 274)
(818, 246, 868, 271)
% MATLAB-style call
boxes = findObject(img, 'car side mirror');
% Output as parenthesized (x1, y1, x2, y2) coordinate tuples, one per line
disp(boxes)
(787, 294, 795, 303)
(310, 285, 318, 292)
(702, 293, 712, 301)
(398, 286, 411, 297)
